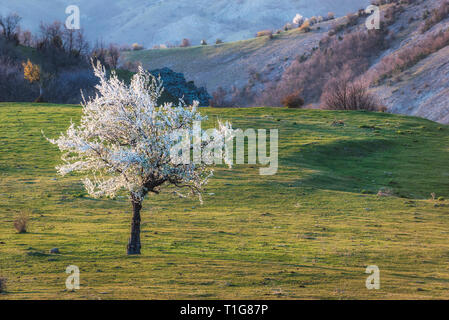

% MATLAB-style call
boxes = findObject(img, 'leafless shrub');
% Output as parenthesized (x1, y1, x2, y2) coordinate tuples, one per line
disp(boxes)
(20, 30, 33, 46)
(38, 21, 89, 61)
(383, 4, 404, 25)
(260, 29, 387, 106)
(0, 12, 21, 43)
(321, 77, 379, 111)
(91, 42, 121, 69)
(210, 87, 230, 107)
(106, 44, 120, 69)
(14, 211, 29, 233)
(210, 83, 257, 108)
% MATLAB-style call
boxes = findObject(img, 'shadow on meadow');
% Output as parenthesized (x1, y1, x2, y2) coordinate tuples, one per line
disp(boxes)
(282, 135, 449, 199)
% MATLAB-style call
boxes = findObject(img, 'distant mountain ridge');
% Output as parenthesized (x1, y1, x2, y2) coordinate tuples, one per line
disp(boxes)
(0, 0, 369, 47)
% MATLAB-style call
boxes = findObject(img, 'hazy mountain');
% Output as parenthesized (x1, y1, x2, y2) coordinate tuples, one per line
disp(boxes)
(0, 0, 370, 47)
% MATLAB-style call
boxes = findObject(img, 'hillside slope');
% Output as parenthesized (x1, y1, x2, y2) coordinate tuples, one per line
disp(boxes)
(372, 45, 449, 124)
(123, 21, 334, 93)
(366, 0, 449, 124)
(1, 103, 449, 299)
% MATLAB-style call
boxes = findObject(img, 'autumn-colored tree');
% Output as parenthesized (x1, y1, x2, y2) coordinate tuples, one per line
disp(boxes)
(22, 59, 44, 102)
(23, 59, 40, 83)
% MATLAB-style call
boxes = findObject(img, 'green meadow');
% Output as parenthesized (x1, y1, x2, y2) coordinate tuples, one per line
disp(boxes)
(1, 102, 449, 299)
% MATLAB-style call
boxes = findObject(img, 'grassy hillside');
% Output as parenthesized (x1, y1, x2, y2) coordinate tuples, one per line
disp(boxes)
(1, 103, 449, 299)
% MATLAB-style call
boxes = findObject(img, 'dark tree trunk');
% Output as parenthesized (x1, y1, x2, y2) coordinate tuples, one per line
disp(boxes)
(127, 200, 142, 255)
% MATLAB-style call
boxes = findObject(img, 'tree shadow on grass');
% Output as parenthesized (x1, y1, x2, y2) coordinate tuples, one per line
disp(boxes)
(281, 137, 401, 195)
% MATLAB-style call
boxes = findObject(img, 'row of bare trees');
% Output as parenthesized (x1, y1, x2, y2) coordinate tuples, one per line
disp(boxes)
(0, 11, 133, 103)
(0, 12, 21, 43)
(0, 13, 93, 103)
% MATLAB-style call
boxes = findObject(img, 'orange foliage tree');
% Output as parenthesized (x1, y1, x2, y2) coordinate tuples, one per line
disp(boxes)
(22, 59, 44, 101)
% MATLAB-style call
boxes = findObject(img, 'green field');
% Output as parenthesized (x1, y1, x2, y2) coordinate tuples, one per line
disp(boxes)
(1, 103, 449, 299)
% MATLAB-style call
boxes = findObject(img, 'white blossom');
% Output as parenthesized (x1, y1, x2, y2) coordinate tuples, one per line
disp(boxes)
(293, 13, 305, 25)
(47, 61, 233, 203)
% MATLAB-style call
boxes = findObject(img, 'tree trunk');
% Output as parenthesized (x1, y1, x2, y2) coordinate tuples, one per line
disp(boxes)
(127, 200, 142, 255)
(35, 85, 45, 103)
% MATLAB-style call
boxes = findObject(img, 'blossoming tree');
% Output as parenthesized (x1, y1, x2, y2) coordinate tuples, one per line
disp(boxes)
(48, 62, 233, 254)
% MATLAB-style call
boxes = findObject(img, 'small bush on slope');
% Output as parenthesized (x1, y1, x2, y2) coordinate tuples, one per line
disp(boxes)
(321, 76, 378, 111)
(14, 211, 28, 233)
(282, 91, 305, 108)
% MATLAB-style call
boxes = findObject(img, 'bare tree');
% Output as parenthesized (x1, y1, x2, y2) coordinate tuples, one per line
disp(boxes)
(321, 77, 378, 111)
(38, 21, 64, 50)
(106, 44, 120, 69)
(0, 13, 21, 42)
(91, 40, 108, 67)
(63, 28, 89, 57)
(20, 30, 33, 46)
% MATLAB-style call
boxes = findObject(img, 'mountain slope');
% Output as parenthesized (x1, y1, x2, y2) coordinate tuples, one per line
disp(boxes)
(372, 45, 449, 124)
(122, 24, 333, 93)
(0, 0, 369, 47)
(123, 0, 449, 124)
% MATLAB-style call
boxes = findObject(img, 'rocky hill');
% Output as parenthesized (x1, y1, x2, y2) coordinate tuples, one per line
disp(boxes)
(150, 67, 211, 106)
